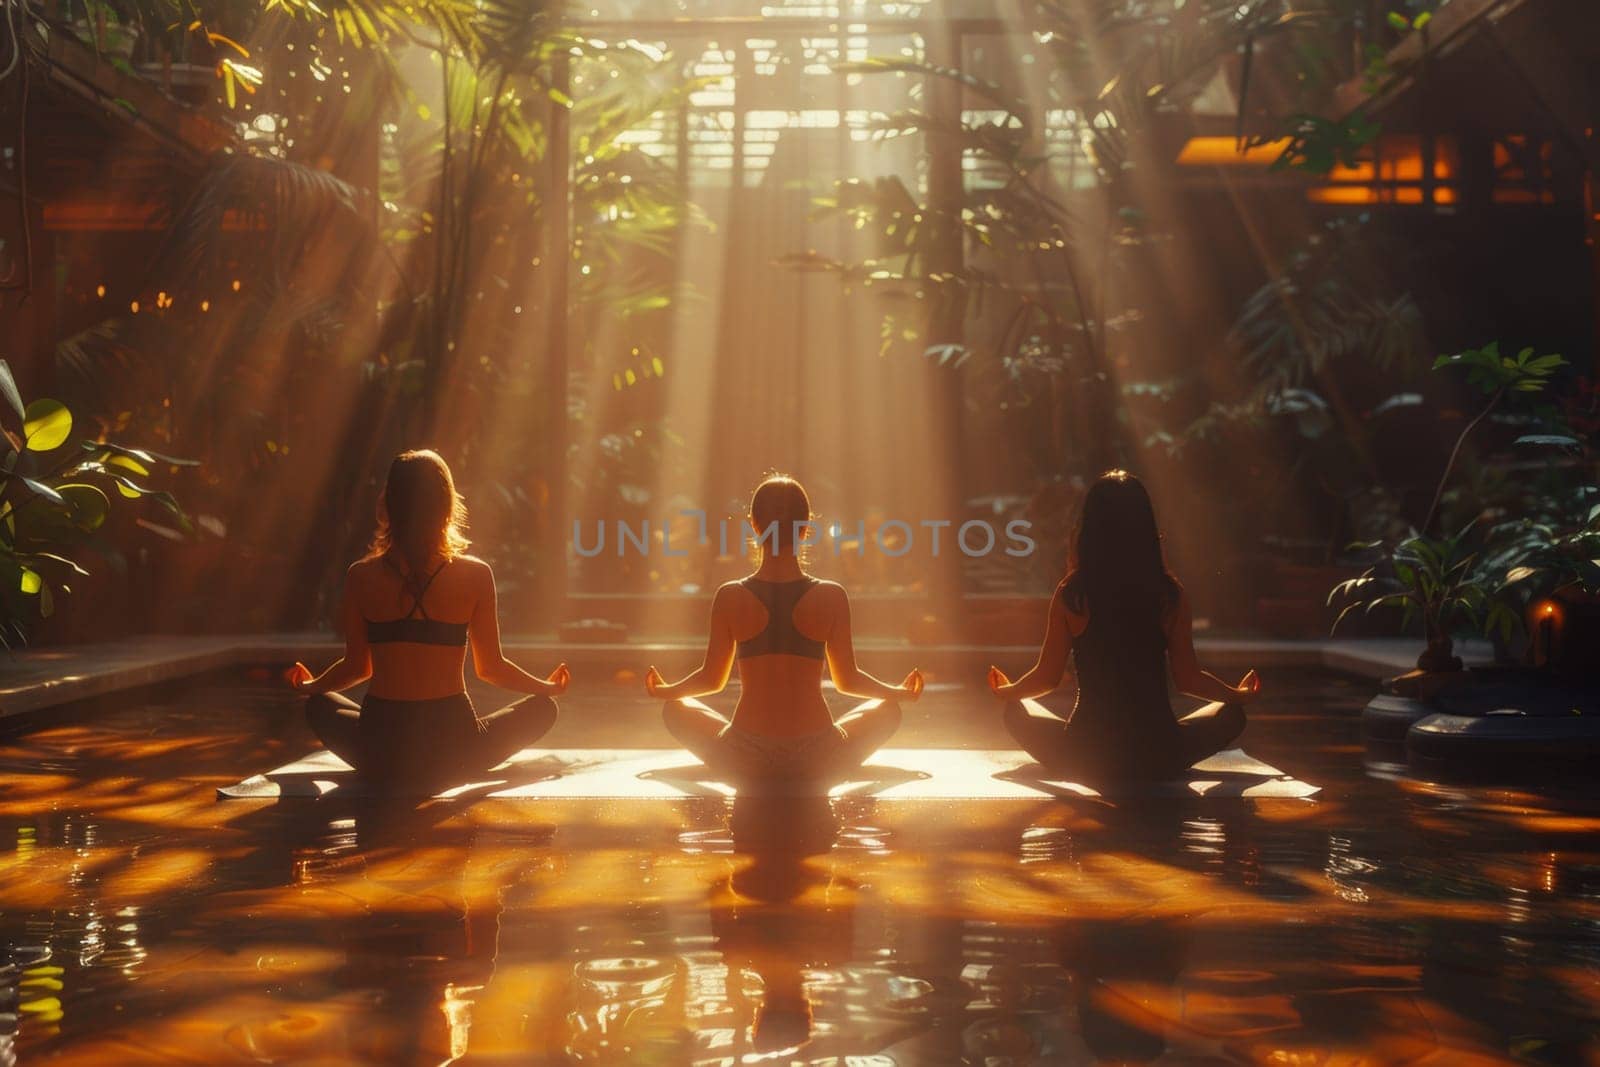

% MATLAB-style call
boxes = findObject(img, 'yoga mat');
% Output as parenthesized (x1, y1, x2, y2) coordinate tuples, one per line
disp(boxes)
(217, 747, 1318, 801)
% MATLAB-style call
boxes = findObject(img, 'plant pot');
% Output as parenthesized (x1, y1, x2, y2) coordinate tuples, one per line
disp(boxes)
(1416, 638, 1462, 674)
(137, 61, 217, 105)
(72, 19, 138, 60)
(1384, 667, 1467, 701)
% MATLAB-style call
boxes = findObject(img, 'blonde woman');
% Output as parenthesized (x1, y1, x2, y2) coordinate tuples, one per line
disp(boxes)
(645, 474, 923, 782)
(291, 449, 569, 784)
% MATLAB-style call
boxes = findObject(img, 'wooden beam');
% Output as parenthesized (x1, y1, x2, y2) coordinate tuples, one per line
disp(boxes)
(32, 21, 236, 165)
(1332, 0, 1530, 117)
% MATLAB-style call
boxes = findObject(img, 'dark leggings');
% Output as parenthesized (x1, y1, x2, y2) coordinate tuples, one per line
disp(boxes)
(1003, 697, 1246, 783)
(305, 690, 557, 783)
(661, 696, 903, 782)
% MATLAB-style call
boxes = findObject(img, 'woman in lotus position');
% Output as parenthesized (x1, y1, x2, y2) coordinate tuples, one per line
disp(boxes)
(988, 469, 1260, 782)
(646, 474, 922, 781)
(291, 449, 569, 784)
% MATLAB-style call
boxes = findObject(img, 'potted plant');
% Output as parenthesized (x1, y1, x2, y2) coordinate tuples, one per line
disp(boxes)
(137, 19, 223, 102)
(1330, 523, 1517, 677)
(1328, 341, 1568, 678)
(69, 0, 139, 60)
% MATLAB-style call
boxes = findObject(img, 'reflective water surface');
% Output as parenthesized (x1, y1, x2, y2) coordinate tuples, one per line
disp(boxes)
(1, 669, 1597, 1064)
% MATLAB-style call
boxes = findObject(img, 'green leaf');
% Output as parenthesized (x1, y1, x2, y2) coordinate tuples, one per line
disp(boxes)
(0, 360, 24, 422)
(56, 484, 110, 531)
(110, 475, 147, 500)
(23, 399, 72, 452)
(105, 453, 150, 478)
(20, 478, 66, 507)
(1413, 11, 1433, 30)
(26, 551, 89, 577)
(1386, 11, 1410, 30)
(19, 567, 41, 594)
(81, 441, 198, 468)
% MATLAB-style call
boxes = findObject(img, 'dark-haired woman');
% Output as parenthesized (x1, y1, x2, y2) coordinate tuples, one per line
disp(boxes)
(644, 474, 922, 783)
(988, 469, 1260, 783)
(289, 449, 569, 786)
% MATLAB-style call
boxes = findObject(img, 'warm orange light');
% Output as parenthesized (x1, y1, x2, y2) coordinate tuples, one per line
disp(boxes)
(1308, 184, 1456, 206)
(1174, 137, 1293, 167)
(1493, 189, 1554, 205)
(1307, 186, 1378, 204)
(95, 284, 106, 298)
(1327, 161, 1376, 182)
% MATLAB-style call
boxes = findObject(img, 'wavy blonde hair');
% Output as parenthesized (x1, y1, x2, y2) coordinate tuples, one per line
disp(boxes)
(367, 449, 470, 574)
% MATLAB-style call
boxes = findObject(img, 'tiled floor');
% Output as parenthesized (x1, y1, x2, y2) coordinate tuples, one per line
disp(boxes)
(1, 666, 1595, 1065)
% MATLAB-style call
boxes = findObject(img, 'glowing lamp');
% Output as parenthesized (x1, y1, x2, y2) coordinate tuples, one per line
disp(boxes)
(1530, 598, 1564, 667)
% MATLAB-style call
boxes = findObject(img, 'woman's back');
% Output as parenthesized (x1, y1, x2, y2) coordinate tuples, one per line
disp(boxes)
(1062, 581, 1182, 755)
(356, 554, 477, 700)
(727, 575, 834, 737)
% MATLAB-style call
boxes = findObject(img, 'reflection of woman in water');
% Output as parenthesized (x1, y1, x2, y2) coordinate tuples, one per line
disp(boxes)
(291, 449, 569, 784)
(988, 470, 1261, 782)
(646, 474, 922, 782)
(1058, 918, 1190, 1062)
(713, 793, 847, 1057)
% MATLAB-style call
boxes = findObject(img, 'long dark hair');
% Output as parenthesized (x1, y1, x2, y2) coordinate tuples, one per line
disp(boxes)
(1059, 470, 1179, 629)
(366, 449, 470, 576)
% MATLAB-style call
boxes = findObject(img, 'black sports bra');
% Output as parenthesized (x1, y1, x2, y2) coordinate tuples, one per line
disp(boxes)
(365, 556, 469, 647)
(736, 576, 825, 660)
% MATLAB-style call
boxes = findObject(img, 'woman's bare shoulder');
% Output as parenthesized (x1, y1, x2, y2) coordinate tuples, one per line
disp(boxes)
(804, 578, 847, 608)
(1050, 577, 1089, 636)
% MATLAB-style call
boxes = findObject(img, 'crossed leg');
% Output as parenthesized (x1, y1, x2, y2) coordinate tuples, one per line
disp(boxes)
(305, 691, 364, 766)
(1172, 701, 1246, 767)
(1001, 697, 1079, 772)
(661, 696, 903, 781)
(660, 697, 739, 776)
(828, 698, 903, 773)
(306, 691, 558, 780)
(1002, 697, 1247, 781)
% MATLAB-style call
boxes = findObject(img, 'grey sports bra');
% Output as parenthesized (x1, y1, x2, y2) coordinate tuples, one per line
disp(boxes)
(736, 576, 825, 660)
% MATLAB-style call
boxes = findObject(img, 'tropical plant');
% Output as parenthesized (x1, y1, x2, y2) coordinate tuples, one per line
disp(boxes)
(1325, 342, 1576, 670)
(1226, 216, 1425, 401)
(784, 0, 1440, 488)
(1329, 524, 1518, 673)
(1423, 342, 1568, 534)
(0, 360, 192, 646)
(46, 0, 700, 619)
(1486, 501, 1600, 608)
